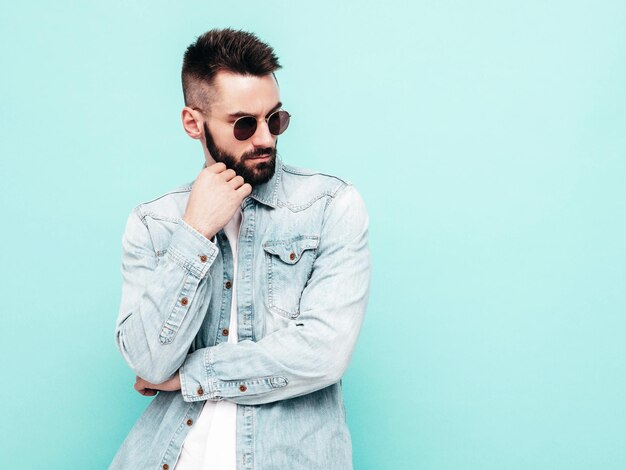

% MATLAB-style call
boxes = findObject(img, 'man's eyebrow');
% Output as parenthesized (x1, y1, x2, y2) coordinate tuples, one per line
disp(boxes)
(227, 102, 282, 119)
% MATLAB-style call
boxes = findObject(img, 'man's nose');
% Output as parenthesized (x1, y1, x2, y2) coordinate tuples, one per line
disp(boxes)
(251, 120, 275, 148)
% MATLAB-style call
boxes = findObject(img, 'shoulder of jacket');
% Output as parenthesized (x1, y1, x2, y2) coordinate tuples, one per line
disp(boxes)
(280, 162, 352, 198)
(132, 182, 192, 222)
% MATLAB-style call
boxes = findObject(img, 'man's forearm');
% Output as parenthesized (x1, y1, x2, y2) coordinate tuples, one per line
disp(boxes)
(115, 209, 219, 384)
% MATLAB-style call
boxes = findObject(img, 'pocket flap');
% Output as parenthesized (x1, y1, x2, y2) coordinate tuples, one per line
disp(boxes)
(263, 236, 320, 264)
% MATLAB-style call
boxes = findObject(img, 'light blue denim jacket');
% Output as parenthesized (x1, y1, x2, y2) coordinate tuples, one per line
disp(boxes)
(110, 158, 370, 470)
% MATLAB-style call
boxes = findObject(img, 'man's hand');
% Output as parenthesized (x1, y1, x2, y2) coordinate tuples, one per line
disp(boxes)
(183, 162, 252, 240)
(134, 373, 181, 396)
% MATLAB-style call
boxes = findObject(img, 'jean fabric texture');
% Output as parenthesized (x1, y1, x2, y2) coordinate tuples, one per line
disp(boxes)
(110, 158, 371, 470)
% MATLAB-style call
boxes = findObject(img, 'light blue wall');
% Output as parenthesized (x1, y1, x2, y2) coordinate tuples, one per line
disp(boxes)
(1, 1, 625, 468)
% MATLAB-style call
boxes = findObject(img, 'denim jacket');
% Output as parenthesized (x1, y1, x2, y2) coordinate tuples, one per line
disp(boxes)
(110, 158, 370, 470)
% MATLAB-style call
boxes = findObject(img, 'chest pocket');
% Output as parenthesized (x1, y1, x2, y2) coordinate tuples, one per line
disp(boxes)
(262, 235, 320, 319)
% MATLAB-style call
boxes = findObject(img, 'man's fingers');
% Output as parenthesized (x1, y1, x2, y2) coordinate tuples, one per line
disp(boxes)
(134, 377, 150, 391)
(220, 169, 237, 181)
(206, 162, 227, 173)
(134, 377, 158, 396)
(228, 175, 245, 188)
(237, 183, 253, 196)
(137, 387, 157, 396)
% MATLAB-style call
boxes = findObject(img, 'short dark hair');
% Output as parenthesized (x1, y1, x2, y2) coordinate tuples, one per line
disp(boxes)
(181, 28, 281, 109)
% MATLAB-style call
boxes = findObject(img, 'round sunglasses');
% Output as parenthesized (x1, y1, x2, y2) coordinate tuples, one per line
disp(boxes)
(193, 106, 291, 141)
(232, 109, 291, 141)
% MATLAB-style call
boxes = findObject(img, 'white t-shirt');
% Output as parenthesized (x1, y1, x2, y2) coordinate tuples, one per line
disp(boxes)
(175, 208, 242, 470)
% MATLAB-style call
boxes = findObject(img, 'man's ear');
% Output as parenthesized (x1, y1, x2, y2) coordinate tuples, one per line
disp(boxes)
(181, 107, 203, 139)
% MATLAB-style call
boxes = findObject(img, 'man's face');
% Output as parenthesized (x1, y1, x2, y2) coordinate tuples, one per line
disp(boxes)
(200, 71, 282, 186)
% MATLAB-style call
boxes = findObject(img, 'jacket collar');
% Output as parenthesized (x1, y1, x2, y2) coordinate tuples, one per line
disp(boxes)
(247, 156, 282, 209)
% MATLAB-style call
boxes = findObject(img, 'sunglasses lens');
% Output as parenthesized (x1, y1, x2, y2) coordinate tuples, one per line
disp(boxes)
(268, 110, 290, 136)
(233, 117, 257, 141)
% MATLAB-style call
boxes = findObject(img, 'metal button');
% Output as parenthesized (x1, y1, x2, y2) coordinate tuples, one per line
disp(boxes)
(225, 281, 232, 289)
(186, 419, 193, 426)
(222, 328, 229, 336)
(197, 387, 204, 396)
(289, 252, 296, 261)
(199, 254, 208, 263)
(239, 385, 247, 392)
(162, 465, 169, 470)
(180, 297, 189, 306)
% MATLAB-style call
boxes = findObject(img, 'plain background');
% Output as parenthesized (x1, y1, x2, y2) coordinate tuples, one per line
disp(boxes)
(1, 1, 625, 469)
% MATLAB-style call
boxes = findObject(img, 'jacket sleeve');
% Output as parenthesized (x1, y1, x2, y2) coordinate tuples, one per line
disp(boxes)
(178, 184, 370, 405)
(114, 208, 219, 384)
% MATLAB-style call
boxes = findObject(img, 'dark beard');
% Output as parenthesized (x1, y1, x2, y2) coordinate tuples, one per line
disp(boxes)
(203, 122, 276, 186)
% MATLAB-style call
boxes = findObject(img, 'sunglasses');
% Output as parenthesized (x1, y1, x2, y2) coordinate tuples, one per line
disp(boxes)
(232, 109, 291, 141)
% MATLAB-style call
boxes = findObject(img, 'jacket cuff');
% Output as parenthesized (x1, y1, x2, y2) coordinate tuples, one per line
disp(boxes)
(179, 348, 219, 402)
(166, 221, 218, 279)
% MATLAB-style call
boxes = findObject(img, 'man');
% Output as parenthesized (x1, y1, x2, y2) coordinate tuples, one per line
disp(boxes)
(111, 28, 370, 470)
